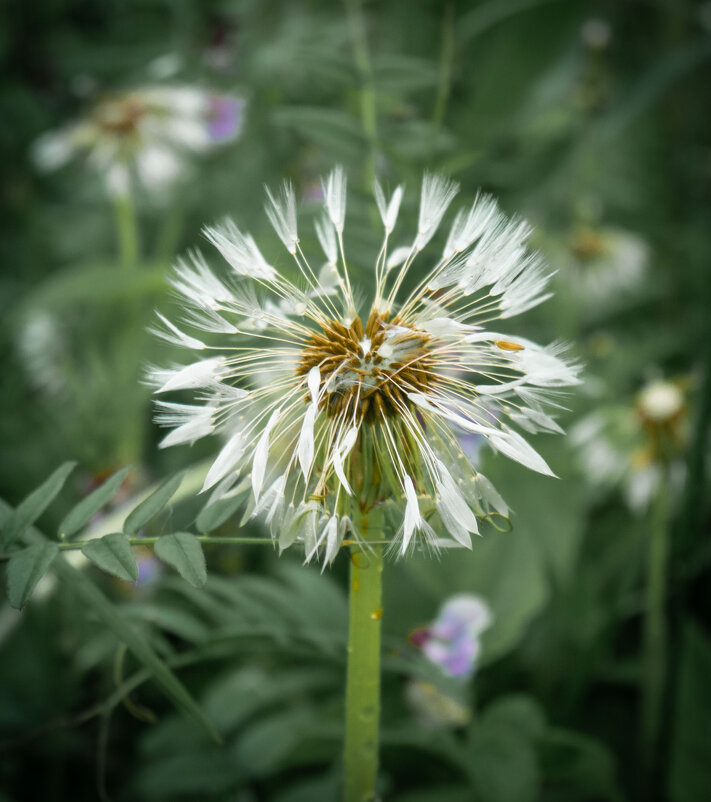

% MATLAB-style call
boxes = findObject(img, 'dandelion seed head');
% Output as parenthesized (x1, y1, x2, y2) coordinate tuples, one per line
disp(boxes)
(151, 167, 579, 562)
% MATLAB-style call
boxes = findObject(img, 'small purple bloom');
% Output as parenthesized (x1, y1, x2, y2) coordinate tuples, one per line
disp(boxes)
(208, 96, 245, 142)
(414, 594, 492, 679)
(135, 548, 162, 588)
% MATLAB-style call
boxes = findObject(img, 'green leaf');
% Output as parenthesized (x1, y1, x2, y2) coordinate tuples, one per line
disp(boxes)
(58, 465, 132, 539)
(6, 542, 60, 609)
(540, 730, 622, 802)
(483, 695, 547, 743)
(195, 493, 243, 533)
(123, 472, 184, 535)
(467, 720, 540, 802)
(155, 532, 207, 588)
(234, 707, 315, 778)
(82, 532, 138, 582)
(1, 462, 76, 548)
(53, 553, 221, 744)
(0, 497, 221, 745)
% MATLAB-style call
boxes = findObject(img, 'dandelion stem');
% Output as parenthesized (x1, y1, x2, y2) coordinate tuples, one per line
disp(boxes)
(641, 478, 670, 771)
(344, 511, 383, 802)
(114, 193, 139, 269)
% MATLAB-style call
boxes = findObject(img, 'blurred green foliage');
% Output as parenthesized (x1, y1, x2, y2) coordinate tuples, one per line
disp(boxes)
(1, 0, 710, 800)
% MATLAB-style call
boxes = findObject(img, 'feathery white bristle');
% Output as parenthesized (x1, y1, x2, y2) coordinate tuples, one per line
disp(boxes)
(323, 166, 347, 232)
(265, 181, 298, 254)
(415, 172, 459, 251)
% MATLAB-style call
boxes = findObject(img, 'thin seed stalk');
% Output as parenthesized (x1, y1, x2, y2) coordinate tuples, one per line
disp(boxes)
(641, 477, 670, 768)
(113, 192, 139, 269)
(344, 508, 383, 802)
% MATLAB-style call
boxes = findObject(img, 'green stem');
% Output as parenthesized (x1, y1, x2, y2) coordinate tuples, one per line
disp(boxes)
(113, 193, 139, 269)
(641, 478, 670, 769)
(0, 536, 396, 561)
(344, 512, 383, 802)
(345, 0, 378, 189)
(428, 2, 455, 163)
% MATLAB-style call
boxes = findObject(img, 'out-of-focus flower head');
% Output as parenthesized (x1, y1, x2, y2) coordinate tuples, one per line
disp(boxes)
(411, 594, 493, 679)
(581, 18, 612, 50)
(33, 85, 245, 198)
(405, 680, 470, 730)
(572, 376, 690, 513)
(557, 224, 649, 309)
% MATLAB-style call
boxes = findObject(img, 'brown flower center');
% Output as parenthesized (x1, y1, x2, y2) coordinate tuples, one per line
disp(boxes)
(296, 310, 437, 424)
(94, 97, 146, 137)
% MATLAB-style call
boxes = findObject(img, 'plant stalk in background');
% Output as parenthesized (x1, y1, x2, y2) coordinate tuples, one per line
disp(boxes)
(114, 193, 139, 269)
(641, 477, 670, 770)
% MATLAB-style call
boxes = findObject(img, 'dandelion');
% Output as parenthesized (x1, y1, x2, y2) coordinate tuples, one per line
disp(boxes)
(149, 167, 579, 801)
(572, 377, 687, 514)
(33, 85, 245, 198)
(151, 168, 579, 559)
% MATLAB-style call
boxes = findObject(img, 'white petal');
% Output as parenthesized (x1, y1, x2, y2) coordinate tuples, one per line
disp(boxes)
(106, 163, 131, 198)
(472, 474, 509, 516)
(298, 404, 317, 481)
(315, 213, 338, 264)
(152, 358, 224, 393)
(401, 476, 420, 554)
(323, 516, 341, 565)
(442, 193, 498, 259)
(136, 145, 183, 189)
(489, 430, 555, 477)
(415, 172, 459, 251)
(32, 129, 76, 171)
(374, 180, 404, 233)
(407, 392, 499, 437)
(323, 166, 347, 232)
(332, 426, 358, 495)
(386, 246, 411, 270)
(252, 408, 281, 502)
(265, 181, 298, 254)
(202, 430, 245, 491)
(307, 366, 321, 405)
(436, 464, 478, 547)
(253, 473, 287, 525)
(418, 317, 477, 339)
(204, 221, 277, 281)
(156, 403, 214, 447)
(151, 312, 206, 350)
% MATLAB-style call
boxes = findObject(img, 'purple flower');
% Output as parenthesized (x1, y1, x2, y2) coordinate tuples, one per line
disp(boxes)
(208, 96, 245, 143)
(414, 595, 492, 679)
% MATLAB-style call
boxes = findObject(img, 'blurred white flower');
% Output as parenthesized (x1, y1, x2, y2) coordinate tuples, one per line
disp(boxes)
(150, 168, 579, 561)
(556, 225, 649, 309)
(16, 312, 66, 396)
(32, 85, 245, 198)
(581, 18, 612, 50)
(572, 377, 689, 514)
